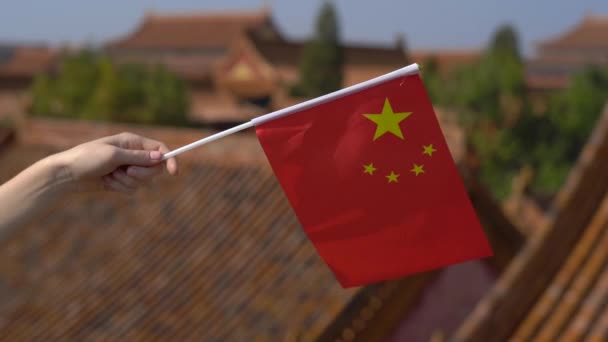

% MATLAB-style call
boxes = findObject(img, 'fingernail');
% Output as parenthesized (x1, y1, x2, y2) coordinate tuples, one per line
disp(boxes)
(150, 151, 162, 160)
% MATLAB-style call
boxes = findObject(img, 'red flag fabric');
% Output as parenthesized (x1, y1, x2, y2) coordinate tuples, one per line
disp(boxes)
(254, 67, 492, 287)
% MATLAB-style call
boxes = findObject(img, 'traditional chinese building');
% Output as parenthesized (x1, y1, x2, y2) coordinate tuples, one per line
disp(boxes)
(104, 8, 410, 126)
(0, 7, 484, 129)
(526, 14, 608, 93)
(0, 44, 55, 124)
(410, 50, 481, 77)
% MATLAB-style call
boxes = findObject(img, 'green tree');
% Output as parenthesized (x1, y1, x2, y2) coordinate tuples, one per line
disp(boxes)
(425, 25, 528, 198)
(420, 55, 442, 102)
(451, 25, 525, 127)
(421, 24, 608, 200)
(489, 25, 521, 61)
(293, 1, 344, 97)
(30, 51, 189, 126)
(527, 66, 608, 195)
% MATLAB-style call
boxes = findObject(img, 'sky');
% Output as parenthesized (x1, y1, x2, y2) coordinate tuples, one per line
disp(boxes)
(1, 0, 607, 57)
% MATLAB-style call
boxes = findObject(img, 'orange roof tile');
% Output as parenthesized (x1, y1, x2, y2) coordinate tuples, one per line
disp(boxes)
(254, 38, 406, 67)
(410, 49, 481, 76)
(106, 9, 279, 50)
(525, 54, 607, 90)
(525, 74, 571, 90)
(317, 272, 439, 341)
(512, 194, 608, 340)
(503, 195, 549, 236)
(527, 54, 608, 67)
(107, 53, 219, 82)
(251, 37, 408, 87)
(538, 15, 608, 49)
(0, 46, 55, 78)
(189, 90, 265, 123)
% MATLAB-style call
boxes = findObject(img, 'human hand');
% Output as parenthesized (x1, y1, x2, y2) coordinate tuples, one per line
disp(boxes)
(52, 132, 178, 194)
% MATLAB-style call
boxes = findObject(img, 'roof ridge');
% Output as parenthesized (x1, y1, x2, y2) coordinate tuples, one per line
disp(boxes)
(410, 48, 482, 55)
(582, 13, 608, 24)
(144, 8, 270, 21)
(537, 14, 608, 48)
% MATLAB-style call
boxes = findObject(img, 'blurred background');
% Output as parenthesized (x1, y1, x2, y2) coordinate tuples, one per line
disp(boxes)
(0, 1, 607, 341)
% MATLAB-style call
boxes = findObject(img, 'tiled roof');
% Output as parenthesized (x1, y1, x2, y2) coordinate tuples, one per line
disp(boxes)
(526, 15, 608, 91)
(110, 53, 219, 81)
(527, 54, 608, 68)
(0, 46, 55, 78)
(503, 195, 549, 236)
(190, 90, 266, 123)
(106, 9, 279, 50)
(453, 103, 608, 341)
(318, 272, 439, 341)
(538, 15, 608, 49)
(387, 260, 497, 341)
(525, 74, 570, 90)
(510, 193, 608, 341)
(409, 50, 481, 76)
(251, 37, 408, 87)
(0, 118, 358, 340)
(0, 112, 523, 340)
(525, 54, 607, 90)
(254, 38, 406, 68)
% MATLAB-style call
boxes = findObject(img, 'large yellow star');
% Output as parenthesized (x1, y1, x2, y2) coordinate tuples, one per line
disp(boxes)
(386, 171, 400, 183)
(363, 98, 412, 141)
(363, 162, 377, 175)
(411, 164, 425, 176)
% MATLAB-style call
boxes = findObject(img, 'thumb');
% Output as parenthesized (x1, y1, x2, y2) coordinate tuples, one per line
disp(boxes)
(113, 148, 163, 167)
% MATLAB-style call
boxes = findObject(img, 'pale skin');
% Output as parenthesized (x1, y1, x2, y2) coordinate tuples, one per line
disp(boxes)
(0, 132, 178, 233)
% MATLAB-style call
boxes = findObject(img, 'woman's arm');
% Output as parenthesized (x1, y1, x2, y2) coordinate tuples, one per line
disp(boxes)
(0, 132, 178, 233)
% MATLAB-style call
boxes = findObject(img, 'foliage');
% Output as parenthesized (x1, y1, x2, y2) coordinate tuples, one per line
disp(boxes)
(528, 67, 608, 195)
(423, 24, 608, 200)
(0, 114, 15, 128)
(30, 51, 189, 126)
(292, 1, 344, 97)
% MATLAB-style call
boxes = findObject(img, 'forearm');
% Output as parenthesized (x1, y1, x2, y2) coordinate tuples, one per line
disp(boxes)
(0, 155, 72, 234)
(0, 132, 177, 235)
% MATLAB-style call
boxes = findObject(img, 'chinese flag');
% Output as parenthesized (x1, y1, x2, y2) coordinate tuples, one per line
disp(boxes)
(254, 67, 492, 287)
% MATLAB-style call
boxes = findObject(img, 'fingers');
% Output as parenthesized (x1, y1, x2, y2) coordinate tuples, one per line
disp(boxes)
(103, 174, 135, 195)
(108, 132, 178, 176)
(103, 166, 165, 195)
(141, 137, 178, 176)
(113, 148, 163, 167)
(165, 156, 178, 176)
(112, 169, 138, 189)
(126, 165, 163, 181)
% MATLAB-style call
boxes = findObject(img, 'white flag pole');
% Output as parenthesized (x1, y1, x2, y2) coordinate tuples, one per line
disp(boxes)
(162, 121, 254, 160)
(162, 63, 419, 160)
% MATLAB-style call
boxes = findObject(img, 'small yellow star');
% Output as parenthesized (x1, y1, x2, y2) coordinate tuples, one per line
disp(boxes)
(386, 171, 400, 183)
(423, 144, 437, 156)
(363, 162, 377, 175)
(411, 164, 425, 176)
